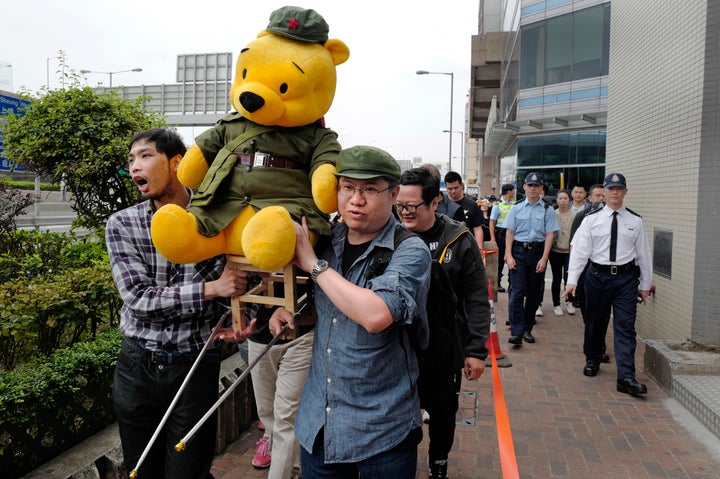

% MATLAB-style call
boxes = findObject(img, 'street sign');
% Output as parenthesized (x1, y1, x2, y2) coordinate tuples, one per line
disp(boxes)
(0, 90, 31, 172)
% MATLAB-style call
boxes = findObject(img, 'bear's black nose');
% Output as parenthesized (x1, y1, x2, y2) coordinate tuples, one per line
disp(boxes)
(239, 92, 265, 113)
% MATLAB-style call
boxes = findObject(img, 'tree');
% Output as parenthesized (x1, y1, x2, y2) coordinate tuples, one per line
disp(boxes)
(0, 59, 165, 231)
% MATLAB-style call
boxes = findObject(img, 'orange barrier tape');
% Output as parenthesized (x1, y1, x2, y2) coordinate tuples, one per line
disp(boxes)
(490, 340, 520, 479)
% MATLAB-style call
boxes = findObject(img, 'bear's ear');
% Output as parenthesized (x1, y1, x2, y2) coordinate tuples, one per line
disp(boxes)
(257, 30, 272, 38)
(324, 39, 350, 66)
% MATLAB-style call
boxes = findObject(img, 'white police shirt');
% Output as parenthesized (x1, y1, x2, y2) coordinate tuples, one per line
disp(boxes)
(567, 205, 652, 290)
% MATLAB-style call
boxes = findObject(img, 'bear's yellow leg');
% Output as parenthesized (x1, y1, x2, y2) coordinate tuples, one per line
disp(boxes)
(151, 204, 227, 264)
(241, 206, 296, 270)
(223, 206, 257, 256)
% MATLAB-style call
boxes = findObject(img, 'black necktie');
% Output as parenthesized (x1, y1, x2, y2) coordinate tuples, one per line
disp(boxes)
(609, 211, 618, 262)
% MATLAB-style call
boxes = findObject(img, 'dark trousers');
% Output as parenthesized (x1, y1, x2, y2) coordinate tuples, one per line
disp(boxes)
(583, 266, 639, 380)
(113, 339, 220, 479)
(508, 244, 544, 336)
(420, 369, 462, 463)
(495, 228, 508, 285)
(549, 250, 570, 307)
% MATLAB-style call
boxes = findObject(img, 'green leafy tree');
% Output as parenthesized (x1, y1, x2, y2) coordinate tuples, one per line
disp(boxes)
(0, 54, 165, 230)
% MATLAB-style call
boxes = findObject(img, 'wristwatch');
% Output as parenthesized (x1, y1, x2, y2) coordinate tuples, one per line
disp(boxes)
(310, 259, 329, 282)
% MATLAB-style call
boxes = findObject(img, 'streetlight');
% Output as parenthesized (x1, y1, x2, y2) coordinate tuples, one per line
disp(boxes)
(417, 70, 454, 169)
(80, 68, 142, 87)
(443, 130, 464, 179)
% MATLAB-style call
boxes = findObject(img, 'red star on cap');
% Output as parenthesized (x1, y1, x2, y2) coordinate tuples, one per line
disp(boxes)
(287, 17, 300, 31)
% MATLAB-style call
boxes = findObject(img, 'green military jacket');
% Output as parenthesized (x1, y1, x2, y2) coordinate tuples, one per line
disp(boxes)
(188, 112, 340, 238)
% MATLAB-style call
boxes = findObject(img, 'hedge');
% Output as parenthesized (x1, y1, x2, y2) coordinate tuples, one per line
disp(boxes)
(0, 329, 122, 478)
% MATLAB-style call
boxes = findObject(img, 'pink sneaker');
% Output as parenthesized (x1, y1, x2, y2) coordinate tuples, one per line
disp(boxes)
(252, 437, 271, 469)
(257, 420, 265, 431)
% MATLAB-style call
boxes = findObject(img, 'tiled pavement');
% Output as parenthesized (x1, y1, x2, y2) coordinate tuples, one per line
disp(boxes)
(211, 287, 720, 479)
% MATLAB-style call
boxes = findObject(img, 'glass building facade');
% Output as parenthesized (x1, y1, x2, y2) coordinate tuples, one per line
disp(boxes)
(496, 0, 610, 198)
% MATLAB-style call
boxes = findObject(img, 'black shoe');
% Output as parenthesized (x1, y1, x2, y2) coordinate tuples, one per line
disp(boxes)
(522, 332, 535, 343)
(601, 354, 611, 363)
(508, 335, 523, 346)
(430, 459, 448, 479)
(583, 361, 599, 377)
(617, 378, 647, 395)
(497, 286, 506, 293)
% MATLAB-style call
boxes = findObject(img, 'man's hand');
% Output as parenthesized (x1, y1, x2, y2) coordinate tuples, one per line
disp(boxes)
(204, 265, 248, 300)
(464, 357, 485, 381)
(536, 257, 548, 273)
(639, 289, 650, 304)
(563, 284, 576, 300)
(505, 255, 516, 270)
(213, 318, 257, 342)
(269, 307, 296, 339)
(293, 217, 319, 274)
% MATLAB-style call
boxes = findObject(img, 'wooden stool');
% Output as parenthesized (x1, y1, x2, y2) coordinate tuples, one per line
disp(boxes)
(226, 255, 309, 339)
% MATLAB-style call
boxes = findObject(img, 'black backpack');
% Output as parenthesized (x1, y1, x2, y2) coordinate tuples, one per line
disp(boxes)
(366, 226, 464, 378)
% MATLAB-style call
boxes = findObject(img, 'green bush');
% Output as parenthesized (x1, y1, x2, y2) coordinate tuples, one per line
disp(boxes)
(0, 230, 107, 284)
(0, 262, 121, 369)
(2, 180, 61, 191)
(0, 329, 122, 478)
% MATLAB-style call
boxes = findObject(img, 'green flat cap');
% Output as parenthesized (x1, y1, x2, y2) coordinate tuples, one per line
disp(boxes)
(334, 146, 401, 182)
(266, 6, 329, 43)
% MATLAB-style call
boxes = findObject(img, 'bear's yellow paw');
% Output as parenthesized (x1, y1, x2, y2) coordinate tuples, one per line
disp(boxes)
(151, 204, 226, 264)
(241, 206, 296, 270)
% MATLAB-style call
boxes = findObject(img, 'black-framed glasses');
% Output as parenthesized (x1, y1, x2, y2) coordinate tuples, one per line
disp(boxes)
(338, 184, 391, 199)
(395, 201, 426, 214)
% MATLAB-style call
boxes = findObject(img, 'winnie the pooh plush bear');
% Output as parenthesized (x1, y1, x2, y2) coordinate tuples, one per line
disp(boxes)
(151, 6, 349, 270)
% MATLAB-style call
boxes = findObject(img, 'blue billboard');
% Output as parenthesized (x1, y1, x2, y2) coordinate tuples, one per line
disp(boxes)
(0, 91, 31, 172)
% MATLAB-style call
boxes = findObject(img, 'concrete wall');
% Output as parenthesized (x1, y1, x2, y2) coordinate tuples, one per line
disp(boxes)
(606, 0, 719, 344)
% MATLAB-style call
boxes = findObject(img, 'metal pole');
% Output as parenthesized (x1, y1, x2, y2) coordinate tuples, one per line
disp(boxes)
(109, 72, 113, 88)
(449, 72, 454, 171)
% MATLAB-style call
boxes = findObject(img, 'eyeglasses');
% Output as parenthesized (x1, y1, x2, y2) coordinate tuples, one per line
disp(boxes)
(338, 183, 391, 199)
(395, 201, 426, 214)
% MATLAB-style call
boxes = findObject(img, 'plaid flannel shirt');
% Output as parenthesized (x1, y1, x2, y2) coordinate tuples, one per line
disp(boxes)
(105, 199, 227, 354)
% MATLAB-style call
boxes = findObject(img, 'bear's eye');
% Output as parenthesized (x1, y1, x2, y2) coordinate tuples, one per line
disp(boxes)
(242, 68, 247, 79)
(279, 83, 288, 94)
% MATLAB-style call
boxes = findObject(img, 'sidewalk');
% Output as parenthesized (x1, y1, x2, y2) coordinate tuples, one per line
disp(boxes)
(211, 286, 720, 479)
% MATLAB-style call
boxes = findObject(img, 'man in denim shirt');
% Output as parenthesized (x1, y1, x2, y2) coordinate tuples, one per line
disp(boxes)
(269, 145, 431, 478)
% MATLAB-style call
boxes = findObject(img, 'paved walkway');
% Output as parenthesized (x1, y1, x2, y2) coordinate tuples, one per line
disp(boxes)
(211, 286, 720, 479)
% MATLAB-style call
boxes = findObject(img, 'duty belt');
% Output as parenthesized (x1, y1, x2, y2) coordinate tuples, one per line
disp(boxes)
(233, 152, 298, 169)
(589, 260, 636, 275)
(512, 240, 544, 250)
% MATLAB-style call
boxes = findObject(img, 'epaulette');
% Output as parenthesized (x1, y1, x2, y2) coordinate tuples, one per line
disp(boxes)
(626, 207, 642, 218)
(586, 207, 603, 216)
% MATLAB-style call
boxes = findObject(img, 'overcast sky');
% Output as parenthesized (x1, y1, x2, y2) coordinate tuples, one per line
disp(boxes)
(1, 0, 480, 169)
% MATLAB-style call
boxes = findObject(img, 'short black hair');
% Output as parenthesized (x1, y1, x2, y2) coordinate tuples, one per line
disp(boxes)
(129, 127, 187, 159)
(589, 183, 604, 194)
(400, 167, 439, 205)
(444, 171, 462, 185)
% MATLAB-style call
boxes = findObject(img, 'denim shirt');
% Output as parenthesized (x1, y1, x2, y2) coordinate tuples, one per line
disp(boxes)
(503, 199, 559, 242)
(294, 217, 431, 463)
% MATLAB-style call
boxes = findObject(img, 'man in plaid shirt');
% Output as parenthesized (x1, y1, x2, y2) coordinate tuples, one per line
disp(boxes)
(106, 128, 251, 479)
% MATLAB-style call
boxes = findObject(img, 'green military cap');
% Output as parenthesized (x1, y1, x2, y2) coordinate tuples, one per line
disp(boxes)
(266, 6, 329, 43)
(334, 146, 401, 182)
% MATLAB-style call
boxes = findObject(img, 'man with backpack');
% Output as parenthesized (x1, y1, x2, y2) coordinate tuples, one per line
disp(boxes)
(398, 168, 491, 479)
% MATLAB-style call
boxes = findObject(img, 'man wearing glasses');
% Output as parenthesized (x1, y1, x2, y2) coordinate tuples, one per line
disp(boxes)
(397, 167, 490, 479)
(267, 146, 431, 478)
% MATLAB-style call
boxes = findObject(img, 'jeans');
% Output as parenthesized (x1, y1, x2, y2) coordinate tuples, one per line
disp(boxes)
(113, 339, 220, 479)
(301, 428, 418, 479)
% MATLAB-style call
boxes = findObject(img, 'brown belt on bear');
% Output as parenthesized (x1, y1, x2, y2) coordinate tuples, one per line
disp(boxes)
(233, 152, 298, 169)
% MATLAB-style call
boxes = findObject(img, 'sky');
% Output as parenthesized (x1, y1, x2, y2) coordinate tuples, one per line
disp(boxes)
(0, 0, 480, 169)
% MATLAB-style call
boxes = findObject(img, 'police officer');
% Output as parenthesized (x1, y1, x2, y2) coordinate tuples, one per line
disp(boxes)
(564, 173, 652, 395)
(503, 173, 559, 346)
(489, 183, 515, 292)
